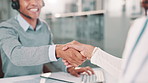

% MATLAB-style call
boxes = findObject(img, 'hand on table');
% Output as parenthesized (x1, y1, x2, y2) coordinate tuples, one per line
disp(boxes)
(67, 66, 94, 77)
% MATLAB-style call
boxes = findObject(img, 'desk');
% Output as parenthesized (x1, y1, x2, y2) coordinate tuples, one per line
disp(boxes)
(0, 68, 117, 83)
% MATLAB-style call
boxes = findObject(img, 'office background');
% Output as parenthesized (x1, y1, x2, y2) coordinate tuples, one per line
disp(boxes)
(0, 0, 143, 68)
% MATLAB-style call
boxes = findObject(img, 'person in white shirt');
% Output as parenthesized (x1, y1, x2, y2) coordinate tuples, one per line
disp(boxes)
(62, 0, 148, 82)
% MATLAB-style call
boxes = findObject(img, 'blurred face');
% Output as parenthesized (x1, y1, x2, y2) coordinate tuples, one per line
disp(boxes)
(141, 0, 148, 9)
(19, 0, 43, 19)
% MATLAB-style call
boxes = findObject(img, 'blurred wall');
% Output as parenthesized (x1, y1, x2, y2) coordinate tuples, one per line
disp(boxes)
(104, 0, 142, 58)
(104, 0, 130, 58)
(0, 0, 17, 22)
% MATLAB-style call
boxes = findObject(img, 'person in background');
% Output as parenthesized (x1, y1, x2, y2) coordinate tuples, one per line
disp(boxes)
(63, 0, 148, 82)
(0, 0, 94, 77)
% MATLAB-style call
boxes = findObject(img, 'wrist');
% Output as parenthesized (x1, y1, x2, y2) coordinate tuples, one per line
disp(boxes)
(55, 45, 60, 58)
(86, 45, 95, 59)
(55, 44, 65, 58)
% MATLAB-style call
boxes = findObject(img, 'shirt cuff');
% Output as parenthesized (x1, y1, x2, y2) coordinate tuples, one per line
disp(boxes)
(91, 47, 98, 57)
(91, 47, 99, 63)
(49, 45, 58, 61)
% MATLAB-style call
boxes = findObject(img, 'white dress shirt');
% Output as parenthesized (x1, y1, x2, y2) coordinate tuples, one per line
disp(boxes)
(91, 16, 148, 83)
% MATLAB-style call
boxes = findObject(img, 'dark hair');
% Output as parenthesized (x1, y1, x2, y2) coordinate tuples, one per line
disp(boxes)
(141, 0, 148, 16)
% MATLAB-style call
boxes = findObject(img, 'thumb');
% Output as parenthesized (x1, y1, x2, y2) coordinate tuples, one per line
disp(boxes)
(66, 44, 83, 52)
(62, 46, 69, 51)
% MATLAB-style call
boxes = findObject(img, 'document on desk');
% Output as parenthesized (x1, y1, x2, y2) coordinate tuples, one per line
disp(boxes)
(40, 68, 105, 83)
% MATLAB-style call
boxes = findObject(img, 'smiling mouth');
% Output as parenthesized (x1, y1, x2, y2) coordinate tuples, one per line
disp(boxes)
(29, 8, 39, 13)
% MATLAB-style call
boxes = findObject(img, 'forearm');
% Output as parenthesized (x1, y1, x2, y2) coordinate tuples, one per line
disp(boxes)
(90, 47, 122, 79)
(0, 27, 56, 66)
(3, 44, 50, 66)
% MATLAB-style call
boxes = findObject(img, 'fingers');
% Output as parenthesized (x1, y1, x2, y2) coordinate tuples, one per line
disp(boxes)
(70, 70, 80, 77)
(62, 59, 66, 63)
(63, 40, 83, 52)
(56, 45, 84, 67)
(74, 50, 86, 61)
(63, 43, 96, 60)
(63, 44, 83, 52)
(85, 66, 95, 75)
(67, 67, 80, 77)
(62, 46, 69, 51)
(62, 40, 81, 50)
(62, 44, 86, 58)
(62, 59, 73, 67)
(66, 49, 86, 66)
(63, 45, 86, 61)
(61, 48, 86, 67)
(76, 66, 95, 75)
(68, 66, 95, 77)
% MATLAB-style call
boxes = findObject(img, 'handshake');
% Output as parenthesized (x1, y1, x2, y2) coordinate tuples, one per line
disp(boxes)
(56, 40, 95, 67)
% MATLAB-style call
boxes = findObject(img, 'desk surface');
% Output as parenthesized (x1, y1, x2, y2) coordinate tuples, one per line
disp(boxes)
(0, 68, 117, 83)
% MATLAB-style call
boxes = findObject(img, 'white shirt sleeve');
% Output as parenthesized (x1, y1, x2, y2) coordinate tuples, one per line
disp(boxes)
(48, 45, 58, 61)
(90, 47, 122, 79)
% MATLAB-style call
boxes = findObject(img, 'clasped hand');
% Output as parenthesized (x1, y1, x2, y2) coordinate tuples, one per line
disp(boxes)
(56, 41, 95, 67)
(55, 44, 86, 67)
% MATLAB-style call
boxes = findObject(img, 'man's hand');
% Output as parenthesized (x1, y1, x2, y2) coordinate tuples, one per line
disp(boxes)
(67, 66, 94, 77)
(63, 41, 95, 59)
(56, 44, 86, 67)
